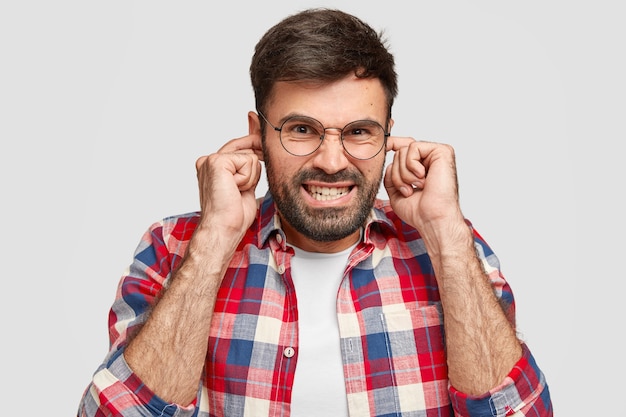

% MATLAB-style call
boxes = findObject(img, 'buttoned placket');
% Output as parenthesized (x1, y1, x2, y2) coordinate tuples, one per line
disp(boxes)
(268, 232, 300, 408)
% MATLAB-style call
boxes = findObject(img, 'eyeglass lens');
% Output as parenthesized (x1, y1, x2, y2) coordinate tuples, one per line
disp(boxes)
(279, 116, 386, 159)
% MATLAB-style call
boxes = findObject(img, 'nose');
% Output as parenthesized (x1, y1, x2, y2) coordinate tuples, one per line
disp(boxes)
(311, 129, 350, 174)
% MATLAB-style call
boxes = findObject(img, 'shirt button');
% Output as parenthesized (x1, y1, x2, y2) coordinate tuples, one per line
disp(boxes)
(277, 264, 285, 274)
(283, 347, 295, 358)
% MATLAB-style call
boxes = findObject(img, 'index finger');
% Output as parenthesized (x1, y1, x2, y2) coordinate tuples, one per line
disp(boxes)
(218, 133, 264, 160)
(385, 136, 418, 153)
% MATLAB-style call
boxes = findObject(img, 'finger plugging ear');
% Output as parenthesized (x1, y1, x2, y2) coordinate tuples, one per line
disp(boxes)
(388, 140, 427, 197)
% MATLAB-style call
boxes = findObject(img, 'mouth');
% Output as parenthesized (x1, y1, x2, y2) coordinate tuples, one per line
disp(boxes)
(305, 184, 353, 201)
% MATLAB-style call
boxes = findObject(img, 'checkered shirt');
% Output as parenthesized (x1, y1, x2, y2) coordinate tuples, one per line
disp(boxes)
(78, 194, 552, 417)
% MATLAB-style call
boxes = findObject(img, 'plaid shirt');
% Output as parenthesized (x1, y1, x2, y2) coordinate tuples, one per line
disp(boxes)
(78, 194, 552, 417)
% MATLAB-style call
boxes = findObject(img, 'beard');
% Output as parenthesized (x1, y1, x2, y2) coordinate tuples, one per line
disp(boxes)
(264, 155, 383, 242)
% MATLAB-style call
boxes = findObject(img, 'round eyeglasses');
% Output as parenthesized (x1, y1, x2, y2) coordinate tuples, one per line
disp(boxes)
(258, 111, 389, 160)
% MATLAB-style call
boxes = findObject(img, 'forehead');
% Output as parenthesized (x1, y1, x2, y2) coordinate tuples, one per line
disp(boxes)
(266, 75, 388, 123)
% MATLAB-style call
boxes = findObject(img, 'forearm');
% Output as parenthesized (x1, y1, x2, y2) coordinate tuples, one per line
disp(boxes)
(423, 219, 522, 395)
(125, 226, 235, 405)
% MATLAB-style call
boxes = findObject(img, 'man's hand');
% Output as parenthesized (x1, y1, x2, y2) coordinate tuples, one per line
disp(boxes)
(195, 133, 263, 242)
(384, 137, 465, 235)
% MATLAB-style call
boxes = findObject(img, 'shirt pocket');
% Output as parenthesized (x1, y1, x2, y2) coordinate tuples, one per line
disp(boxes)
(379, 304, 450, 410)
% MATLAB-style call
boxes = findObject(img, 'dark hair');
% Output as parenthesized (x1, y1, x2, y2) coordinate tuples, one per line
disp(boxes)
(250, 8, 397, 119)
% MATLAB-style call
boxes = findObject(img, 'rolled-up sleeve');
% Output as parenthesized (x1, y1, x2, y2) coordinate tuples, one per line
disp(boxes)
(78, 351, 198, 417)
(449, 344, 553, 416)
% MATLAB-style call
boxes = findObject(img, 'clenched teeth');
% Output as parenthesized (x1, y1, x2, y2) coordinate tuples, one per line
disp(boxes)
(306, 185, 351, 201)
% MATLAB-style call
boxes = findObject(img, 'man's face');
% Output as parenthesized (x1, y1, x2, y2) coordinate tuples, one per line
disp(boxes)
(257, 74, 390, 252)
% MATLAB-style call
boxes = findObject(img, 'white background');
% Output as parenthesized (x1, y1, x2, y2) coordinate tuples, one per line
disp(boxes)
(1, 1, 624, 415)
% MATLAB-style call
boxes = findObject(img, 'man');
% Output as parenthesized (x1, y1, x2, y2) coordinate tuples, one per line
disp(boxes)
(78, 8, 552, 417)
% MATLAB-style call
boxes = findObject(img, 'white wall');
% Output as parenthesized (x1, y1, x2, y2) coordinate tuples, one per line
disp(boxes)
(1, 1, 623, 415)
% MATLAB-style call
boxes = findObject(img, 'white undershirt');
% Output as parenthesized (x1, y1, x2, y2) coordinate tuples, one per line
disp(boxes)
(288, 243, 355, 417)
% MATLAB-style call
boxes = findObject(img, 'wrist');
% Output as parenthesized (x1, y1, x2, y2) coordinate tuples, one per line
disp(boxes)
(175, 226, 240, 289)
(420, 217, 474, 261)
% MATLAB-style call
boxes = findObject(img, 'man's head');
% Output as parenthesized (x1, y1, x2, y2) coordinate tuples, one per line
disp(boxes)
(250, 8, 397, 118)
(248, 9, 398, 251)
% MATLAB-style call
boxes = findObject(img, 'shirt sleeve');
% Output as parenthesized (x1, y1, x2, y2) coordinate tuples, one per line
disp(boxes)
(77, 215, 200, 417)
(449, 344, 553, 416)
(78, 352, 198, 417)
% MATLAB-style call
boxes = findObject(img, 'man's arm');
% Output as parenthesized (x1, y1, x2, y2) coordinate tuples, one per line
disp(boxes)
(123, 225, 236, 405)
(418, 219, 522, 395)
(384, 139, 524, 394)
(124, 136, 263, 405)
(78, 134, 263, 415)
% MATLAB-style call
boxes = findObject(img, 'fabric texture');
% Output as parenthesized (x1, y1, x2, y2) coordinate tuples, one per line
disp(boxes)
(78, 193, 552, 417)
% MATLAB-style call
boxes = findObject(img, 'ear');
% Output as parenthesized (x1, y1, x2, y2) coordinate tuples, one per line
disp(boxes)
(248, 111, 262, 135)
(385, 118, 395, 152)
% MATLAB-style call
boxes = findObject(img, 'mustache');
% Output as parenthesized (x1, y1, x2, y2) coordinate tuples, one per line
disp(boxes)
(294, 168, 362, 185)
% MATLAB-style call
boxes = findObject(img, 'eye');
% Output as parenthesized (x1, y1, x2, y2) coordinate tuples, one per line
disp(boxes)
(282, 117, 323, 138)
(343, 121, 382, 140)
(348, 127, 369, 136)
(293, 124, 314, 135)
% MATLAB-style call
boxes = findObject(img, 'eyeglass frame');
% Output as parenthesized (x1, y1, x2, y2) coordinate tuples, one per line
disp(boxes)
(257, 110, 391, 160)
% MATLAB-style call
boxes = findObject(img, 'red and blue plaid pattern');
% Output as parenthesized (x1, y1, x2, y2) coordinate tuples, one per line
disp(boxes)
(78, 194, 552, 416)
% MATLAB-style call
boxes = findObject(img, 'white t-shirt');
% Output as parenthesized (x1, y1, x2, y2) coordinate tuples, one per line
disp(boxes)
(288, 243, 356, 417)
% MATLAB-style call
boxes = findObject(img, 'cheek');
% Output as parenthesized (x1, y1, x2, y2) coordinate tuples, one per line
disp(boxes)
(265, 150, 300, 181)
(357, 159, 385, 180)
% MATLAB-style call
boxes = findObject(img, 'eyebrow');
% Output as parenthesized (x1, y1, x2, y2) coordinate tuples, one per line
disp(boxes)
(277, 112, 385, 127)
